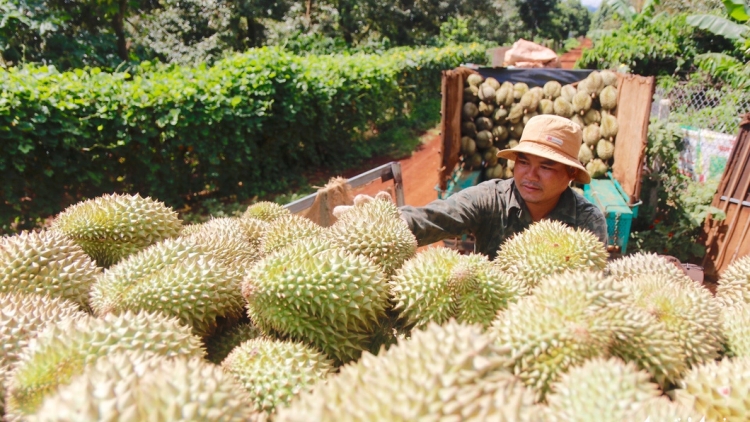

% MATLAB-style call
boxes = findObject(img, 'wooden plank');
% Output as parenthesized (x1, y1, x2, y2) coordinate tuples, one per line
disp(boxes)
(439, 67, 476, 190)
(611, 73, 655, 205)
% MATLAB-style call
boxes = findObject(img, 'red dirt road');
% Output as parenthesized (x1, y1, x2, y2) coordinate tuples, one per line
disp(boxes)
(559, 38, 592, 69)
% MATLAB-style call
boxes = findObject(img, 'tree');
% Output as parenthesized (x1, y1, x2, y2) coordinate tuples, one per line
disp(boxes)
(514, 0, 559, 37)
(539, 0, 591, 40)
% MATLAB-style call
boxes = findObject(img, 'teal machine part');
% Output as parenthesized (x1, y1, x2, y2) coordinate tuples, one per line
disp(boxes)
(435, 167, 482, 253)
(583, 172, 641, 254)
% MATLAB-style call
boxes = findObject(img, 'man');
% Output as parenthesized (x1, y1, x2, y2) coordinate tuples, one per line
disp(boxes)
(399, 114, 608, 259)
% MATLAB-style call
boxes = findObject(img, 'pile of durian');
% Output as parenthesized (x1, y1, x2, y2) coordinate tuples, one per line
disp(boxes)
(1, 192, 749, 421)
(461, 71, 619, 181)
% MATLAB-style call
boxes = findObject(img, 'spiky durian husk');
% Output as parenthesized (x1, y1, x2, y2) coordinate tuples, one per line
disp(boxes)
(275, 320, 539, 422)
(722, 303, 750, 358)
(493, 220, 608, 290)
(261, 214, 324, 255)
(674, 357, 750, 422)
(600, 113, 619, 141)
(392, 249, 526, 330)
(325, 198, 417, 276)
(0, 293, 87, 369)
(51, 193, 182, 268)
(572, 91, 592, 115)
(553, 97, 573, 118)
(586, 158, 608, 179)
(0, 365, 9, 417)
(624, 273, 723, 369)
(183, 218, 264, 275)
(627, 397, 703, 422)
(0, 231, 100, 310)
(561, 85, 576, 102)
(90, 237, 245, 337)
(545, 358, 661, 422)
(27, 351, 261, 422)
(466, 73, 484, 87)
(242, 201, 290, 222)
(599, 85, 617, 110)
(543, 81, 562, 99)
(716, 254, 750, 307)
(5, 311, 204, 419)
(600, 70, 618, 87)
(222, 338, 334, 413)
(582, 108, 601, 125)
(606, 252, 691, 284)
(243, 238, 389, 364)
(182, 217, 266, 249)
(579, 143, 594, 165)
(205, 322, 262, 364)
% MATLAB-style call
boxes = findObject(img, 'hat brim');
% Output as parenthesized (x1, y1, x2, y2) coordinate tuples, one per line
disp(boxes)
(497, 142, 591, 184)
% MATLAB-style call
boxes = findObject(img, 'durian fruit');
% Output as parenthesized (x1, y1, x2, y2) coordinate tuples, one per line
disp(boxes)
(478, 84, 496, 103)
(485, 164, 504, 180)
(507, 141, 519, 151)
(484, 77, 501, 90)
(605, 252, 692, 285)
(0, 293, 87, 369)
(464, 85, 479, 102)
(722, 302, 750, 358)
(624, 273, 724, 369)
(325, 197, 418, 276)
(183, 217, 266, 249)
(478, 101, 495, 117)
(275, 321, 539, 422)
(538, 98, 554, 115)
(0, 365, 9, 417)
(582, 123, 600, 148)
(90, 237, 245, 337)
(475, 130, 493, 149)
(493, 107, 509, 124)
(243, 238, 389, 363)
(222, 338, 334, 413)
(466, 153, 483, 170)
(205, 322, 262, 364)
(600, 70, 618, 87)
(600, 112, 619, 141)
(493, 220, 608, 290)
(553, 97, 573, 118)
(5, 311, 204, 419)
(673, 357, 750, 422)
(503, 166, 514, 179)
(513, 82, 529, 100)
(586, 158, 608, 179)
(509, 123, 524, 140)
(476, 116, 493, 132)
(715, 254, 750, 307)
(579, 143, 594, 165)
(491, 125, 508, 143)
(626, 397, 703, 421)
(183, 217, 264, 274)
(519, 91, 535, 113)
(462, 102, 479, 120)
(262, 214, 324, 255)
(484, 147, 500, 167)
(572, 91, 593, 115)
(582, 108, 601, 125)
(28, 351, 261, 422)
(508, 103, 524, 124)
(583, 71, 604, 97)
(51, 193, 182, 268)
(392, 249, 526, 330)
(0, 230, 100, 310)
(495, 82, 514, 109)
(560, 84, 576, 102)
(570, 114, 585, 129)
(543, 81, 562, 99)
(243, 201, 290, 222)
(600, 85, 618, 110)
(461, 136, 477, 155)
(545, 358, 661, 421)
(466, 73, 484, 87)
(596, 139, 615, 161)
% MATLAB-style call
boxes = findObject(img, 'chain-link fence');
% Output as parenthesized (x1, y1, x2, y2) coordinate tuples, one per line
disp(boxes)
(651, 83, 749, 135)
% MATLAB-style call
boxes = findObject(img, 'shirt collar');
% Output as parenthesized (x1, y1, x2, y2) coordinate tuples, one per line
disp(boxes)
(508, 181, 578, 224)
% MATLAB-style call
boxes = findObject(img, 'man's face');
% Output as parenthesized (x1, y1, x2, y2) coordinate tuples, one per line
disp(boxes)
(513, 152, 574, 206)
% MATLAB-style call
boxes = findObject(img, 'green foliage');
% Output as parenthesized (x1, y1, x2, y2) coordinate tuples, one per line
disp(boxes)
(539, 0, 592, 41)
(515, 0, 559, 37)
(0, 44, 486, 233)
(630, 119, 725, 262)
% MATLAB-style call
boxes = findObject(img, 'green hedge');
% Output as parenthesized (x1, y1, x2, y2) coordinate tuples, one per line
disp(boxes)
(0, 44, 486, 232)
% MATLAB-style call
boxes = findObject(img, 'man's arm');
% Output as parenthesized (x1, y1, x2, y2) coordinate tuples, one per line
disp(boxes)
(399, 183, 493, 247)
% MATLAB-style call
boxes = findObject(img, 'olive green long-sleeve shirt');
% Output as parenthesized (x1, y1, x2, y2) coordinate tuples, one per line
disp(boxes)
(399, 178, 608, 260)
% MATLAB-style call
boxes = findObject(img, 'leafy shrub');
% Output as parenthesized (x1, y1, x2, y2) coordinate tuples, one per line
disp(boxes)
(0, 44, 486, 232)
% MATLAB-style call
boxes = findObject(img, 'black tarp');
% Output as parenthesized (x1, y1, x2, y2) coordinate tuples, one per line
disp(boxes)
(466, 66, 594, 87)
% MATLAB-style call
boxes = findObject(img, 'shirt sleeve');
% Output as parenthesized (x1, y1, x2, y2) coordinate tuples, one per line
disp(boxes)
(580, 208, 609, 247)
(398, 183, 493, 247)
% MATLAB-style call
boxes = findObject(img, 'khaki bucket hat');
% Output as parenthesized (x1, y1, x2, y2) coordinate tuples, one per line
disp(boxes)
(496, 114, 591, 184)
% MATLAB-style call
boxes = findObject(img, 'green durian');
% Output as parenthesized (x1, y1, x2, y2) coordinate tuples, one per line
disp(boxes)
(600, 85, 618, 110)
(519, 91, 534, 113)
(464, 85, 479, 102)
(484, 77, 500, 90)
(476, 130, 493, 149)
(506, 141, 519, 151)
(275, 321, 539, 422)
(543, 80, 562, 99)
(585, 71, 604, 96)
(51, 193, 182, 268)
(484, 147, 500, 167)
(606, 252, 693, 284)
(0, 230, 100, 310)
(325, 197, 418, 276)
(243, 238, 389, 364)
(582, 108, 601, 125)
(579, 143, 594, 165)
(596, 139, 615, 161)
(538, 98, 554, 115)
(485, 164, 504, 180)
(553, 97, 573, 118)
(572, 91, 593, 115)
(392, 249, 526, 330)
(466, 73, 484, 87)
(561, 84, 577, 102)
(716, 254, 750, 307)
(222, 338, 334, 413)
(476, 116, 493, 132)
(495, 82, 514, 109)
(509, 123, 524, 140)
(182, 217, 266, 250)
(600, 70, 618, 87)
(571, 114, 585, 129)
(478, 101, 495, 117)
(600, 113, 619, 141)
(673, 357, 750, 422)
(461, 136, 477, 155)
(28, 351, 261, 422)
(493, 107, 509, 124)
(491, 125, 508, 143)
(478, 84, 496, 103)
(466, 153, 483, 169)
(205, 322, 262, 364)
(0, 365, 8, 417)
(545, 358, 661, 421)
(627, 397, 703, 422)
(508, 103, 524, 123)
(513, 82, 529, 100)
(242, 201, 290, 222)
(262, 214, 324, 255)
(583, 123, 600, 147)
(493, 220, 608, 290)
(5, 311, 204, 419)
(461, 121, 477, 137)
(462, 102, 479, 120)
(503, 165, 514, 179)
(722, 303, 750, 358)
(586, 159, 608, 178)
(184, 218, 264, 274)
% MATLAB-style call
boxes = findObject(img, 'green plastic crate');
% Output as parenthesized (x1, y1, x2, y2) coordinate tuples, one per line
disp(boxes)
(583, 172, 640, 254)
